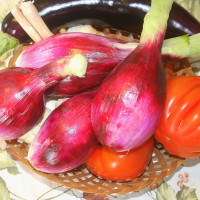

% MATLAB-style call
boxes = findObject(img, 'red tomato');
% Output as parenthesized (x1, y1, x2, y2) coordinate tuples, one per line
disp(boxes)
(155, 76, 200, 158)
(86, 138, 154, 182)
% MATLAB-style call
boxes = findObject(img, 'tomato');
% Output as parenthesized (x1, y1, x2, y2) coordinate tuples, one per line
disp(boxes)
(155, 76, 200, 158)
(86, 137, 154, 182)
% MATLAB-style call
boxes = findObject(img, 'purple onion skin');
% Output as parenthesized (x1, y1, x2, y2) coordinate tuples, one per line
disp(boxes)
(91, 35, 166, 152)
(17, 33, 131, 97)
(18, 33, 128, 70)
(0, 67, 45, 140)
(0, 55, 83, 140)
(17, 32, 180, 98)
(46, 72, 108, 97)
(28, 91, 99, 173)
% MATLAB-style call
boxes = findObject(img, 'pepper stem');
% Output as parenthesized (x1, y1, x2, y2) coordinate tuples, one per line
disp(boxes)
(140, 0, 173, 45)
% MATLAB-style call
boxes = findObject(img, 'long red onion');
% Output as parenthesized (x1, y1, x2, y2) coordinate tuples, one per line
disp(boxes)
(0, 54, 87, 140)
(28, 91, 99, 173)
(91, 0, 173, 151)
(15, 32, 200, 97)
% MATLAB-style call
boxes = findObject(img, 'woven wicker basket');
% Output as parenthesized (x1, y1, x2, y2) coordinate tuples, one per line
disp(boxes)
(6, 27, 192, 195)
(6, 139, 184, 194)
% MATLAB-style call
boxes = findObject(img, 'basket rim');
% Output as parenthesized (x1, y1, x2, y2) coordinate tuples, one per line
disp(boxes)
(5, 27, 189, 195)
(6, 139, 185, 195)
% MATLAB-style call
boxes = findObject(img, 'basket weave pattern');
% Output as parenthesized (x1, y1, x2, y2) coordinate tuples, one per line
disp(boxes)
(6, 140, 184, 194)
(5, 28, 190, 194)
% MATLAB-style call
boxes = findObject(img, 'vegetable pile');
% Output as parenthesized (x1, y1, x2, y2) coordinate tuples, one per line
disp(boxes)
(1, 0, 200, 183)
(12, 32, 200, 97)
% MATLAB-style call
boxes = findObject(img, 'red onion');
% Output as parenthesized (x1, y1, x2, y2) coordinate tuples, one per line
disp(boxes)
(91, 0, 173, 151)
(16, 33, 131, 97)
(28, 91, 99, 173)
(15, 32, 199, 97)
(0, 54, 87, 140)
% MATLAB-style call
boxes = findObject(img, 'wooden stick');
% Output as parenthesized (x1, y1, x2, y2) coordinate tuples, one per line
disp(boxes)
(11, 6, 42, 42)
(19, 1, 53, 39)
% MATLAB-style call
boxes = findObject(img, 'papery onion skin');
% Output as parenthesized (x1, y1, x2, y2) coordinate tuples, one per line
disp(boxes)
(15, 32, 198, 97)
(0, 54, 87, 140)
(91, 41, 166, 151)
(16, 33, 129, 70)
(0, 67, 45, 140)
(91, 0, 172, 151)
(16, 33, 131, 97)
(28, 91, 99, 173)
